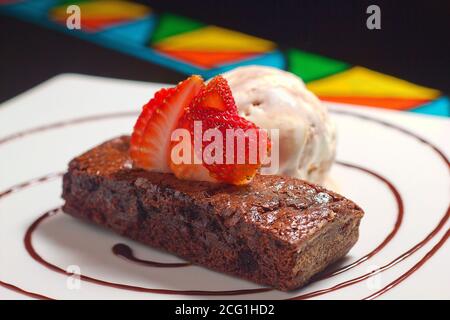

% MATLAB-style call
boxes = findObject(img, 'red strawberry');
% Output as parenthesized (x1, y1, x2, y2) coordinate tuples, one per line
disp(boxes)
(190, 75, 237, 112)
(130, 75, 204, 172)
(170, 75, 270, 185)
(130, 87, 175, 160)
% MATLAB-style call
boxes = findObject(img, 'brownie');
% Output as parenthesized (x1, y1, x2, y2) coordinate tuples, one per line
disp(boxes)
(62, 136, 364, 291)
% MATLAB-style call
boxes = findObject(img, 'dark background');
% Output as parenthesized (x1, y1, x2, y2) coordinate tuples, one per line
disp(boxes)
(1, 0, 449, 104)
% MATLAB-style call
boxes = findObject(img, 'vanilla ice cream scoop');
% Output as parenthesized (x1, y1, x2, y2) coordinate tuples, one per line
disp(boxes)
(222, 66, 336, 184)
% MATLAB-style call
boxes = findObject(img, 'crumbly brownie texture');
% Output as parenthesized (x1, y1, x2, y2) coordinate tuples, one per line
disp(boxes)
(62, 136, 364, 291)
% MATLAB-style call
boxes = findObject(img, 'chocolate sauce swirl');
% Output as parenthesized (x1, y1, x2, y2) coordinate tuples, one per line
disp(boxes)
(0, 110, 447, 299)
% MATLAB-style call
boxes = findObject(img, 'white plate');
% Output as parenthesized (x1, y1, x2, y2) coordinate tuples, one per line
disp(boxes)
(0, 74, 448, 300)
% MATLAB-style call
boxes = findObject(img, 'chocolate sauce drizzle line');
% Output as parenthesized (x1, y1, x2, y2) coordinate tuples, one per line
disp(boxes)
(330, 109, 450, 169)
(112, 243, 191, 268)
(0, 172, 62, 198)
(21, 161, 402, 298)
(0, 111, 138, 146)
(364, 228, 449, 300)
(0, 110, 447, 299)
(0, 174, 61, 299)
(0, 280, 52, 300)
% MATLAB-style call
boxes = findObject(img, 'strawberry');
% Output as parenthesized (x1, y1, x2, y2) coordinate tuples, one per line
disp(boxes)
(190, 75, 237, 112)
(130, 75, 204, 172)
(170, 75, 270, 185)
(130, 87, 175, 160)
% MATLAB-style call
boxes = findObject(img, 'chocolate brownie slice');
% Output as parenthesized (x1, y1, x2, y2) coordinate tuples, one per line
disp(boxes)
(62, 136, 364, 291)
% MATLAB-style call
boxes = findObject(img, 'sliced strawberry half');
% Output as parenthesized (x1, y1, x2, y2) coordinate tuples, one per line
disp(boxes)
(130, 75, 204, 172)
(130, 87, 175, 161)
